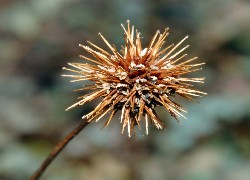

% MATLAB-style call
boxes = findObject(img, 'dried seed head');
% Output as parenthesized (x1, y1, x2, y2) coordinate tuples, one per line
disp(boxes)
(63, 21, 206, 138)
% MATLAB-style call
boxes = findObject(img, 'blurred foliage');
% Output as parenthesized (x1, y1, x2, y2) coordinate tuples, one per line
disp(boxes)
(0, 0, 250, 179)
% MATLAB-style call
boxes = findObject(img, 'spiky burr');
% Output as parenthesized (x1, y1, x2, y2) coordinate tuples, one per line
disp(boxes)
(62, 20, 206, 137)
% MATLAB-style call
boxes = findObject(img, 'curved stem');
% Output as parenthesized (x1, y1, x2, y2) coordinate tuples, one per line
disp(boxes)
(30, 120, 89, 180)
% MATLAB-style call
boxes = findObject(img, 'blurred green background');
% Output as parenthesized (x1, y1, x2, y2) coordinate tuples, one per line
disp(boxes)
(1, 0, 250, 179)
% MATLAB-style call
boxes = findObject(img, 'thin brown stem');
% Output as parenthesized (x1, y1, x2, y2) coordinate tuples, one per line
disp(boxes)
(30, 120, 89, 180)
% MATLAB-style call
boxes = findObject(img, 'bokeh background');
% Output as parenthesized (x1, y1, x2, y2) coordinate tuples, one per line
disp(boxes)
(1, 0, 250, 179)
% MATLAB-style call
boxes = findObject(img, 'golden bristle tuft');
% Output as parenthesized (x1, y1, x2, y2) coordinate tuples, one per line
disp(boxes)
(63, 21, 206, 138)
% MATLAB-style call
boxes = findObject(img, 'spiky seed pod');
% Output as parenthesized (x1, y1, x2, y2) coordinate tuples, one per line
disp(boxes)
(62, 20, 206, 138)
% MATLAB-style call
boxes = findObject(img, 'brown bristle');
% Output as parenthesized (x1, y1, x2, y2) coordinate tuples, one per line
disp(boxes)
(63, 21, 207, 137)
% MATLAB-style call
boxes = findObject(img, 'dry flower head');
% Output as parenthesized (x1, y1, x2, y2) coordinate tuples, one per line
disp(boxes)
(62, 20, 206, 138)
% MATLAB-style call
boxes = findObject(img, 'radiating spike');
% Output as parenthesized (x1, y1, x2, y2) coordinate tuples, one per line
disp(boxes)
(79, 55, 103, 65)
(145, 113, 149, 135)
(63, 22, 206, 138)
(160, 36, 189, 61)
(169, 45, 190, 59)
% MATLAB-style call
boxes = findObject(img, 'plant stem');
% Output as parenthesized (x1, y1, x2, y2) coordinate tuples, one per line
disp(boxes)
(30, 120, 89, 180)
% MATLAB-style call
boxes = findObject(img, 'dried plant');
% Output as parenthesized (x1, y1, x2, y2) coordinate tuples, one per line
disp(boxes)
(62, 20, 206, 137)
(30, 20, 206, 180)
